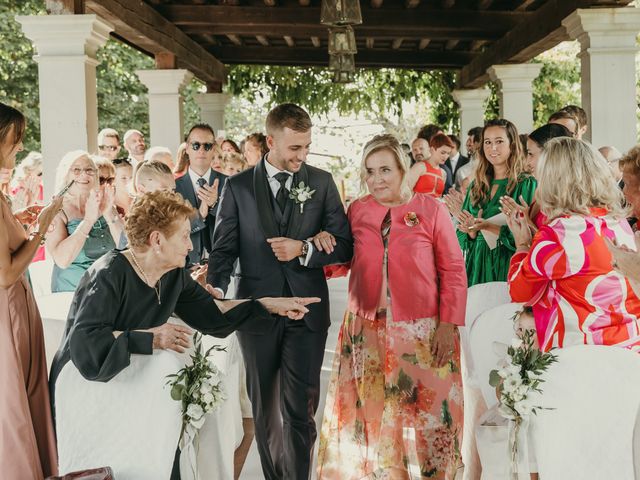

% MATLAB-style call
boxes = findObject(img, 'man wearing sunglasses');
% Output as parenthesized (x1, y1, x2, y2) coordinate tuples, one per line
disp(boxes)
(175, 123, 227, 267)
(207, 103, 352, 480)
(97, 128, 121, 161)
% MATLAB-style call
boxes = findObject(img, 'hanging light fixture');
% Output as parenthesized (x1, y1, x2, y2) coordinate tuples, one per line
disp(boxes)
(320, 0, 362, 26)
(329, 53, 355, 72)
(328, 26, 357, 55)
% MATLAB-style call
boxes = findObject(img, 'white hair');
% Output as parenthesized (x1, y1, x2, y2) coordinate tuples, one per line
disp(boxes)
(144, 146, 172, 162)
(124, 129, 143, 144)
(97, 128, 120, 145)
(55, 150, 92, 191)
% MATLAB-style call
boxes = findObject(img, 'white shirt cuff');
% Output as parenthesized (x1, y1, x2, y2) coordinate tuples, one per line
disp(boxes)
(298, 241, 314, 266)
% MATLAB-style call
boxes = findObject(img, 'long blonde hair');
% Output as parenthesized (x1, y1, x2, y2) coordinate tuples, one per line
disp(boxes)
(359, 134, 412, 199)
(536, 137, 627, 220)
(470, 119, 528, 206)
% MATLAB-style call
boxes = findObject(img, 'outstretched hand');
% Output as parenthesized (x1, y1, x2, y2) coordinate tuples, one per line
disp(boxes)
(259, 296, 322, 320)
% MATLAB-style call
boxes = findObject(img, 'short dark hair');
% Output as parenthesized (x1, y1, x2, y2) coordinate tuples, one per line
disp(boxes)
(0, 103, 26, 163)
(245, 132, 269, 156)
(528, 123, 572, 149)
(417, 124, 443, 142)
(265, 103, 312, 135)
(186, 123, 215, 142)
(448, 134, 461, 150)
(548, 110, 579, 134)
(467, 127, 482, 143)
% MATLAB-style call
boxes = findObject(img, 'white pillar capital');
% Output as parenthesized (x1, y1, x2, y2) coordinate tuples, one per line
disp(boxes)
(194, 93, 231, 133)
(17, 14, 113, 59)
(562, 7, 640, 151)
(16, 14, 113, 198)
(135, 69, 194, 95)
(136, 69, 193, 155)
(452, 88, 490, 154)
(486, 63, 542, 134)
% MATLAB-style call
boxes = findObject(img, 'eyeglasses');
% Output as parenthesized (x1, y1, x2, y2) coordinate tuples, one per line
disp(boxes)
(112, 158, 132, 166)
(190, 142, 214, 152)
(99, 176, 115, 185)
(71, 167, 97, 176)
(99, 145, 119, 152)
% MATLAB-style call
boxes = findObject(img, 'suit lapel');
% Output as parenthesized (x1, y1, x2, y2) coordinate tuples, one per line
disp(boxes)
(253, 158, 279, 239)
(181, 175, 199, 207)
(286, 163, 309, 239)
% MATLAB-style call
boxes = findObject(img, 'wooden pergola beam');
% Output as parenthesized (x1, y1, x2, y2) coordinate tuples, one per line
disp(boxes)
(459, 0, 632, 87)
(85, 0, 225, 84)
(159, 5, 526, 41)
(207, 45, 474, 68)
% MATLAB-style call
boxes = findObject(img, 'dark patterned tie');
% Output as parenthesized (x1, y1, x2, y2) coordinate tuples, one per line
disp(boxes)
(274, 172, 289, 212)
(196, 177, 206, 207)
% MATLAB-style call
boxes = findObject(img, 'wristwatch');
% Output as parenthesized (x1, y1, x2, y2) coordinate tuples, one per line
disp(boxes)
(300, 240, 310, 258)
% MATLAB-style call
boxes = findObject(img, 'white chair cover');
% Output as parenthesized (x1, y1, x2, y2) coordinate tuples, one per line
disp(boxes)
(56, 350, 184, 480)
(468, 302, 523, 409)
(532, 345, 640, 479)
(36, 291, 75, 369)
(28, 257, 54, 298)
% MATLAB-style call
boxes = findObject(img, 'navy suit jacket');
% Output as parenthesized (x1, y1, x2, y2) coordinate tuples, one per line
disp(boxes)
(175, 170, 227, 266)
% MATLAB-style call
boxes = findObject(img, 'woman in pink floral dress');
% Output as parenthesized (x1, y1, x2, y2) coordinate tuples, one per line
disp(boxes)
(318, 134, 467, 479)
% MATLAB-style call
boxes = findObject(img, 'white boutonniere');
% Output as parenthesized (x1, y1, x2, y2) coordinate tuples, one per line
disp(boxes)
(289, 181, 316, 213)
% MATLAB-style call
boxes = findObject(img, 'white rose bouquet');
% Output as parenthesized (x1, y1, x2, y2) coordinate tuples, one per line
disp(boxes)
(166, 333, 226, 480)
(489, 328, 557, 478)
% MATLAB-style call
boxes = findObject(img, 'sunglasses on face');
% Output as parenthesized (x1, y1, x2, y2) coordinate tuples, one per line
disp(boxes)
(112, 158, 132, 166)
(99, 176, 115, 185)
(99, 145, 119, 152)
(190, 142, 214, 152)
(71, 167, 97, 176)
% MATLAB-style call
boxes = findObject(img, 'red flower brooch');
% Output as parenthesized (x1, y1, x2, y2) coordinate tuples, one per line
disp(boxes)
(404, 211, 419, 227)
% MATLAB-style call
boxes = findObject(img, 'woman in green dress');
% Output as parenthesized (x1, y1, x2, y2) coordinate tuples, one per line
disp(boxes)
(456, 119, 536, 286)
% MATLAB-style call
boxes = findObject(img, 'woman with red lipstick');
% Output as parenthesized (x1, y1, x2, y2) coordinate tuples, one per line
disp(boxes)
(456, 119, 536, 286)
(47, 151, 124, 292)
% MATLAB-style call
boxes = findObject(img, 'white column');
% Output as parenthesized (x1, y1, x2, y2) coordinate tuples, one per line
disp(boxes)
(452, 88, 490, 154)
(194, 93, 231, 134)
(563, 8, 640, 151)
(136, 69, 193, 155)
(487, 63, 543, 135)
(17, 14, 113, 197)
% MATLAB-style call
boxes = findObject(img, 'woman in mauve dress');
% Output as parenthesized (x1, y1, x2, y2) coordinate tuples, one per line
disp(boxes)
(0, 102, 63, 479)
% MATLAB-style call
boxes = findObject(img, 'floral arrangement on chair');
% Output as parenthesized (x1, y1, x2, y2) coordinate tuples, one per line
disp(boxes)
(489, 324, 558, 479)
(166, 333, 226, 480)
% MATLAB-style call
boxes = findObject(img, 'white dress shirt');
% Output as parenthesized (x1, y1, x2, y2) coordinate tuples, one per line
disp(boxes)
(188, 167, 213, 195)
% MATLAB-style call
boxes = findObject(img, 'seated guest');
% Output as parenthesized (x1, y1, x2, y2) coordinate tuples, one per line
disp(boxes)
(408, 133, 454, 197)
(548, 109, 579, 138)
(507, 137, 640, 352)
(113, 158, 133, 216)
(123, 129, 146, 167)
(243, 132, 268, 167)
(223, 151, 248, 177)
(500, 123, 571, 230)
(144, 146, 175, 171)
(175, 124, 226, 267)
(173, 142, 189, 178)
(47, 151, 123, 293)
(97, 128, 121, 161)
(619, 145, 640, 230)
(132, 160, 176, 195)
(221, 138, 241, 154)
(212, 143, 226, 173)
(560, 104, 588, 140)
(49, 190, 319, 401)
(599, 145, 623, 188)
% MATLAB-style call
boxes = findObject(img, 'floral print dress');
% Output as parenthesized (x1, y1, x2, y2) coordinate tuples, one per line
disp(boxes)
(318, 211, 463, 479)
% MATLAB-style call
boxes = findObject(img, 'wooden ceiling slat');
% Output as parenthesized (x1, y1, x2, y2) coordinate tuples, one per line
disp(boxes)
(442, 0, 456, 7)
(392, 38, 403, 49)
(366, 37, 375, 49)
(515, 0, 538, 10)
(311, 36, 321, 47)
(85, 0, 225, 83)
(256, 35, 269, 46)
(207, 45, 474, 68)
(371, 0, 384, 7)
(264, 0, 276, 5)
(284, 35, 295, 47)
(299, 0, 311, 5)
(419, 38, 431, 49)
(406, 0, 421, 8)
(445, 39, 460, 50)
(227, 34, 242, 45)
(459, 0, 632, 87)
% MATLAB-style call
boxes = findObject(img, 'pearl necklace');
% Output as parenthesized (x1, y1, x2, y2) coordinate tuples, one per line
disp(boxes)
(129, 249, 161, 305)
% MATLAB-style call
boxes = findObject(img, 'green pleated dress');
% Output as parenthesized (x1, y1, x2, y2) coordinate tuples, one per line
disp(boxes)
(457, 175, 537, 287)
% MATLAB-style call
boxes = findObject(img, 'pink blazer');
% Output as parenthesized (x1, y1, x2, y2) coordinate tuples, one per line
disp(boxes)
(347, 194, 467, 325)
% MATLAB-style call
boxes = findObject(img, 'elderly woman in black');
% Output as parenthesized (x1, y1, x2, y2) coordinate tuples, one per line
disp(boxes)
(50, 190, 318, 397)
